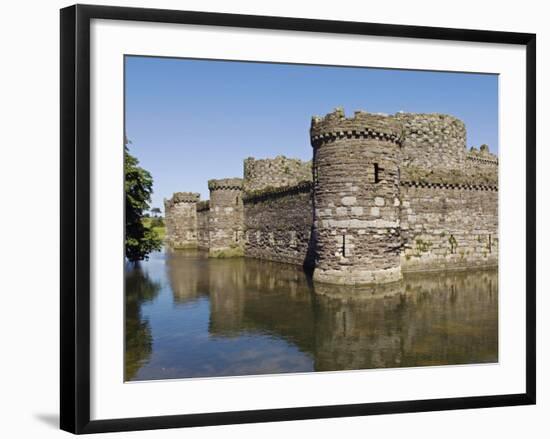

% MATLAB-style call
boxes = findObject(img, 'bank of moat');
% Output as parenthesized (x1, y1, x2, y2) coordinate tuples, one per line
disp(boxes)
(164, 108, 498, 285)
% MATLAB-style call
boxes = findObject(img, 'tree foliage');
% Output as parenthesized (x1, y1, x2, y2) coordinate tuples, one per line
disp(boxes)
(125, 139, 162, 261)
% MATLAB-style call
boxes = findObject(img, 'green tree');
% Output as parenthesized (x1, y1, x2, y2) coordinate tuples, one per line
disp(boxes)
(125, 139, 162, 261)
(151, 207, 161, 217)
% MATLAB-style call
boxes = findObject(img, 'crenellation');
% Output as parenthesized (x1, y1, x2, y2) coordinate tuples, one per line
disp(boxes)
(396, 112, 467, 172)
(208, 178, 245, 257)
(164, 192, 200, 249)
(243, 156, 312, 192)
(208, 178, 243, 191)
(165, 108, 498, 286)
(311, 109, 402, 285)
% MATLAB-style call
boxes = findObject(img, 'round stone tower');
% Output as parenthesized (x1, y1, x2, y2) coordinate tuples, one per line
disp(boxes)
(243, 156, 312, 192)
(164, 192, 200, 249)
(310, 108, 403, 285)
(395, 112, 467, 172)
(208, 178, 245, 257)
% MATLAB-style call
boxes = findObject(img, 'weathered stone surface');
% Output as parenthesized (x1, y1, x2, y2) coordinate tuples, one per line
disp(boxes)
(164, 192, 200, 248)
(396, 113, 466, 172)
(164, 108, 498, 286)
(311, 109, 403, 285)
(243, 185, 313, 267)
(400, 185, 498, 271)
(243, 155, 312, 192)
(208, 178, 245, 257)
(196, 200, 210, 249)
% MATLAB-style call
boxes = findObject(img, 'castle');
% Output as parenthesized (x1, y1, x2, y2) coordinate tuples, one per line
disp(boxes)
(164, 108, 498, 285)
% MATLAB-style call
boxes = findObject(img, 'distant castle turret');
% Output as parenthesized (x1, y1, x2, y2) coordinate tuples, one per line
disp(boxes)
(163, 192, 199, 249)
(207, 178, 244, 257)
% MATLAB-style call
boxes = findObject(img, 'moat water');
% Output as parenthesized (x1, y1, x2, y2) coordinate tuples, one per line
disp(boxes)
(125, 249, 498, 381)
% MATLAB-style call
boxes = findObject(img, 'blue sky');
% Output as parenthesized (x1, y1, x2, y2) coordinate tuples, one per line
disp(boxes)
(125, 56, 498, 210)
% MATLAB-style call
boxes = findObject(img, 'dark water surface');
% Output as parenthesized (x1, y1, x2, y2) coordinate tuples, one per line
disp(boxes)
(125, 249, 498, 381)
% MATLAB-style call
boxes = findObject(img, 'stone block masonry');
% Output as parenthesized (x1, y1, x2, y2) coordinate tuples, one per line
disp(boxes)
(207, 178, 245, 257)
(243, 182, 314, 267)
(164, 192, 200, 249)
(196, 200, 210, 249)
(396, 112, 467, 172)
(310, 109, 403, 284)
(400, 183, 498, 272)
(164, 107, 498, 286)
(243, 155, 312, 192)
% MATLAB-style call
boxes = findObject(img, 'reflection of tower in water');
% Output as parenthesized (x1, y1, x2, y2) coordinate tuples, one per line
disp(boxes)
(163, 250, 498, 374)
(165, 248, 210, 305)
(207, 258, 316, 352)
(207, 258, 247, 335)
(312, 270, 498, 371)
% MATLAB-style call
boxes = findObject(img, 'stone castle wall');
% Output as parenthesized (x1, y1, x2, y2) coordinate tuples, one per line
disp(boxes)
(164, 192, 200, 248)
(164, 108, 498, 285)
(207, 178, 245, 257)
(243, 155, 312, 192)
(196, 201, 210, 249)
(243, 182, 314, 267)
(466, 144, 499, 183)
(400, 183, 498, 272)
(396, 113, 467, 172)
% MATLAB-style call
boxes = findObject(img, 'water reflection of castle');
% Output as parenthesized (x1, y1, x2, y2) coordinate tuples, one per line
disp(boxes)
(166, 251, 498, 371)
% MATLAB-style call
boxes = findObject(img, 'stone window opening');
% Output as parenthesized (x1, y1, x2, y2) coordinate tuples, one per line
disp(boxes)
(342, 233, 346, 257)
(374, 163, 381, 183)
(235, 195, 239, 205)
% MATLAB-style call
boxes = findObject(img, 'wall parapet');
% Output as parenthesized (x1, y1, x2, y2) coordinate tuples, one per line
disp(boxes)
(310, 108, 402, 147)
(401, 166, 498, 186)
(165, 192, 200, 206)
(466, 147, 498, 166)
(243, 181, 313, 204)
(166, 107, 498, 283)
(208, 178, 243, 191)
(400, 181, 498, 191)
(164, 191, 199, 249)
(243, 155, 312, 192)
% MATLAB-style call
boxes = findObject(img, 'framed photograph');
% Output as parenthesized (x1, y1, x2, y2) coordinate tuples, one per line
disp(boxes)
(60, 4, 536, 434)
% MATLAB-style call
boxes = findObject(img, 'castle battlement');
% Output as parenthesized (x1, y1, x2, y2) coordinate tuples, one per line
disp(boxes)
(243, 155, 312, 192)
(164, 192, 200, 249)
(165, 108, 498, 286)
(243, 181, 312, 204)
(166, 192, 200, 205)
(467, 144, 498, 165)
(311, 108, 402, 146)
(208, 178, 243, 191)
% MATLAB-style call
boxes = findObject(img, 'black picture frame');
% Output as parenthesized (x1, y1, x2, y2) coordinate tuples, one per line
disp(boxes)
(60, 4, 536, 434)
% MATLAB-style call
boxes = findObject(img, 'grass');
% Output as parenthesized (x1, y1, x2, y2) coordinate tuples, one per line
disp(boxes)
(142, 217, 166, 240)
